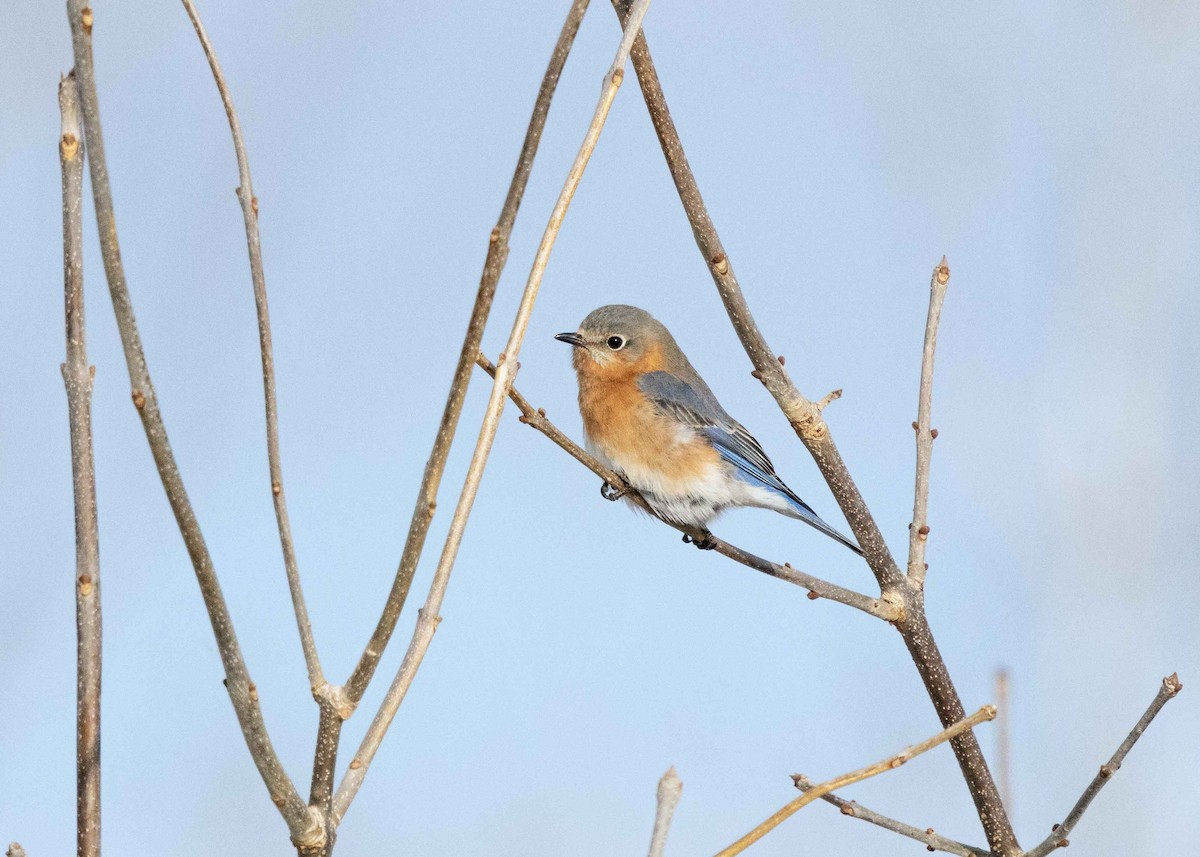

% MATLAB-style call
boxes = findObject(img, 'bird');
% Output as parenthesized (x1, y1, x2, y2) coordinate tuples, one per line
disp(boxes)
(555, 304, 861, 554)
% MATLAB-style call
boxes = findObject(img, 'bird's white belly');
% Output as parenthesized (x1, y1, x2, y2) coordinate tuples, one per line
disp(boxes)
(586, 435, 783, 528)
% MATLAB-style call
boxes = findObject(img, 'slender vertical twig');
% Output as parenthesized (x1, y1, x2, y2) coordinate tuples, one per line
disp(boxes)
(792, 775, 989, 857)
(179, 0, 325, 696)
(344, 0, 594, 710)
(648, 766, 683, 857)
(608, 4, 1016, 852)
(64, 1, 320, 847)
(908, 258, 950, 588)
(59, 70, 102, 857)
(330, 0, 654, 822)
(716, 706, 996, 857)
(1025, 674, 1182, 857)
(995, 668, 1012, 818)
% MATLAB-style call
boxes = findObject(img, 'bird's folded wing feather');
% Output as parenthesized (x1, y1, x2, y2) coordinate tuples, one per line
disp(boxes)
(638, 370, 817, 515)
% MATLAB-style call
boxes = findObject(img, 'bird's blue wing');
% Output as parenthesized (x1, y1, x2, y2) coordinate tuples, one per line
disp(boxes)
(637, 371, 815, 514)
(639, 370, 862, 555)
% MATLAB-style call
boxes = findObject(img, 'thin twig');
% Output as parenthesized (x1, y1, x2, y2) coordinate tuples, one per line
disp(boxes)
(908, 258, 950, 588)
(792, 775, 990, 857)
(995, 668, 1012, 817)
(180, 0, 324, 696)
(330, 0, 654, 825)
(715, 706, 996, 857)
(64, 2, 320, 847)
(59, 70, 101, 857)
(343, 0, 593, 711)
(609, 5, 1017, 852)
(1025, 674, 1182, 857)
(648, 766, 683, 857)
(176, 5, 339, 847)
(475, 355, 900, 622)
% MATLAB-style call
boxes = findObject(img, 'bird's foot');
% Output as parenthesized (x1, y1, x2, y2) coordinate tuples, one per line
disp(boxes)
(682, 530, 717, 551)
(600, 481, 625, 502)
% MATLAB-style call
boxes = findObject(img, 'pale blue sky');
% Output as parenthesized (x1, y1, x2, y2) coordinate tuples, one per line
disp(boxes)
(2, 2, 1197, 855)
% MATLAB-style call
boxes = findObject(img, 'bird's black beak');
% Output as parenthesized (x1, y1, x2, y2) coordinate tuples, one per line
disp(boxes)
(554, 331, 584, 347)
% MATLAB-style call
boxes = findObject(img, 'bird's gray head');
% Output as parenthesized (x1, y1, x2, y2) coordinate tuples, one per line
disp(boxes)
(554, 304, 680, 375)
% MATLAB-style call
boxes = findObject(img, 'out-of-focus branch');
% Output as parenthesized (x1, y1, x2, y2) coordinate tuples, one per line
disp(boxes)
(1025, 674, 1182, 857)
(59, 70, 102, 857)
(65, 1, 320, 847)
(716, 706, 996, 857)
(180, 0, 325, 699)
(648, 766, 683, 857)
(908, 258, 950, 588)
(995, 668, 1012, 816)
(792, 775, 990, 857)
(330, 0, 654, 825)
(475, 355, 900, 622)
(343, 0, 593, 712)
(608, 5, 1016, 852)
(6, 844, 27, 857)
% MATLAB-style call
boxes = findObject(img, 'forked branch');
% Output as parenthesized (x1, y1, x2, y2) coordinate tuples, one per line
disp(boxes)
(608, 3, 1015, 851)
(715, 706, 996, 857)
(65, 1, 319, 846)
(330, 0, 654, 824)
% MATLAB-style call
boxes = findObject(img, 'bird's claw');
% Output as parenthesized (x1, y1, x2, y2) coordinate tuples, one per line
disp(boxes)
(600, 481, 625, 502)
(682, 531, 717, 551)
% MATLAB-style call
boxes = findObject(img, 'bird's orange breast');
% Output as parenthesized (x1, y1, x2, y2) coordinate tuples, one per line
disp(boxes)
(575, 348, 719, 484)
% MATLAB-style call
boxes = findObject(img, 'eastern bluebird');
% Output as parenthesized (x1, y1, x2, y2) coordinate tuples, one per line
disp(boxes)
(555, 305, 861, 554)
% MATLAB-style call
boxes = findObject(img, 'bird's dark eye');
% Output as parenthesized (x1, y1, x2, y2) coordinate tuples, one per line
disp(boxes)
(606, 335, 625, 350)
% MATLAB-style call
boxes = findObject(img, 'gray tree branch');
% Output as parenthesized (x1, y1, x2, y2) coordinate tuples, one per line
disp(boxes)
(475, 355, 900, 621)
(908, 258, 950, 588)
(180, 0, 326, 700)
(64, 1, 320, 847)
(792, 775, 990, 857)
(59, 70, 101, 857)
(343, 0, 593, 713)
(1024, 674, 1182, 857)
(330, 0, 654, 825)
(608, 3, 1017, 851)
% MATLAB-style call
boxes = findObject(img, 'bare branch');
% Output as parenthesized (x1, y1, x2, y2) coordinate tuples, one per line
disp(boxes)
(716, 706, 996, 857)
(330, 0, 654, 824)
(648, 766, 683, 857)
(792, 775, 990, 857)
(475, 355, 900, 622)
(59, 69, 101, 857)
(609, 5, 1016, 852)
(1025, 673, 1182, 857)
(908, 258, 950, 588)
(180, 0, 325, 697)
(343, 0, 593, 712)
(64, 2, 319, 847)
